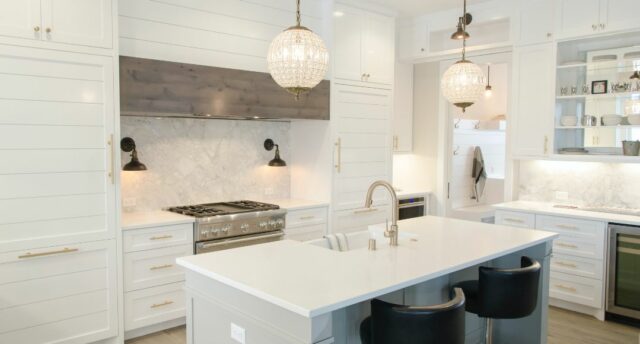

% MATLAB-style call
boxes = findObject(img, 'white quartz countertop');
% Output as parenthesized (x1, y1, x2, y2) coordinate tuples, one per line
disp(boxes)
(494, 201, 640, 226)
(260, 198, 329, 211)
(395, 189, 431, 198)
(176, 216, 557, 318)
(121, 210, 195, 230)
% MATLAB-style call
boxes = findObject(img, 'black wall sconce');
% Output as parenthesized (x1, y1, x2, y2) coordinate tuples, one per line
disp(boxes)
(264, 139, 286, 167)
(121, 137, 147, 171)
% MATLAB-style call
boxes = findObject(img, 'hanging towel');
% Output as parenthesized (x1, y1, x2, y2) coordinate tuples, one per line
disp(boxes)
(324, 234, 350, 252)
(472, 146, 487, 202)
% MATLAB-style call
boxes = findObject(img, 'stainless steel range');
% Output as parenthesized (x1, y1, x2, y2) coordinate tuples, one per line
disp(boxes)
(167, 200, 286, 254)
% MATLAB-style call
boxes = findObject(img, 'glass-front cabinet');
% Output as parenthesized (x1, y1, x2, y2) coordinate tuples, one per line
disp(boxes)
(554, 32, 640, 160)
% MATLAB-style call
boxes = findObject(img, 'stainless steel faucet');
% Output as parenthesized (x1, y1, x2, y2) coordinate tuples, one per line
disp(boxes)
(364, 180, 399, 246)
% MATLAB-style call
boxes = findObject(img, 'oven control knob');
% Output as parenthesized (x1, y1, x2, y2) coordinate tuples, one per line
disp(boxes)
(240, 223, 250, 233)
(259, 222, 267, 229)
(211, 228, 220, 236)
(222, 225, 231, 234)
(201, 230, 210, 238)
(276, 219, 285, 228)
(268, 220, 276, 228)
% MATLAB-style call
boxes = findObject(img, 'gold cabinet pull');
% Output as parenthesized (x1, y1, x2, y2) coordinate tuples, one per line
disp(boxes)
(150, 235, 173, 241)
(18, 247, 78, 259)
(150, 300, 174, 308)
(150, 264, 173, 271)
(33, 26, 40, 32)
(557, 242, 578, 249)
(555, 284, 577, 293)
(504, 218, 525, 223)
(334, 138, 342, 173)
(354, 207, 378, 214)
(555, 261, 578, 269)
(544, 135, 549, 154)
(299, 216, 315, 220)
(393, 136, 399, 150)
(108, 134, 114, 184)
(45, 27, 52, 33)
(556, 224, 579, 230)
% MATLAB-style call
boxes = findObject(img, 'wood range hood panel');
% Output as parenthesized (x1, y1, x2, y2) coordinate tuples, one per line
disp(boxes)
(119, 56, 330, 121)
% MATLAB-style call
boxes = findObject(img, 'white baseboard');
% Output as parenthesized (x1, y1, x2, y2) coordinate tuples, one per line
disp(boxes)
(550, 298, 605, 321)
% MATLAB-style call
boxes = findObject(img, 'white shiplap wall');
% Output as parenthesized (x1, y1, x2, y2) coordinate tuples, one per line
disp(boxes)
(119, 0, 329, 72)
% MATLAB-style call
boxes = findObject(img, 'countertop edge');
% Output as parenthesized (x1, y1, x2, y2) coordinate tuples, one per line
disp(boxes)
(494, 202, 640, 226)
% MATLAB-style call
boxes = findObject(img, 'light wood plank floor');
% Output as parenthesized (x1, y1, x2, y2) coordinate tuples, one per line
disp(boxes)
(127, 307, 639, 344)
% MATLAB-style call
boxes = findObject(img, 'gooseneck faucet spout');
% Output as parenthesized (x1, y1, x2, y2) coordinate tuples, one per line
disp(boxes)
(364, 180, 399, 246)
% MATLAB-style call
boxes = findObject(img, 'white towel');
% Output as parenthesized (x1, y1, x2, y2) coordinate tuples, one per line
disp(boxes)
(324, 234, 350, 252)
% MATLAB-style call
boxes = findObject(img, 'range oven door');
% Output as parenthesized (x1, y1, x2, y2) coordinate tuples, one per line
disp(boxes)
(607, 224, 640, 320)
(195, 230, 285, 254)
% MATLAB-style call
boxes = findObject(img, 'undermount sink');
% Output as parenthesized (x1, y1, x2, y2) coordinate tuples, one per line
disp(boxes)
(305, 225, 419, 252)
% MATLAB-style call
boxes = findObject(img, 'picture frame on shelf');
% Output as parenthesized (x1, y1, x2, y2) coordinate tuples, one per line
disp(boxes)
(592, 80, 608, 94)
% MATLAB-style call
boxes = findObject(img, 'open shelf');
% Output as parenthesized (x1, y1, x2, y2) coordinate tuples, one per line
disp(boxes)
(557, 63, 587, 70)
(516, 154, 640, 164)
(556, 92, 640, 100)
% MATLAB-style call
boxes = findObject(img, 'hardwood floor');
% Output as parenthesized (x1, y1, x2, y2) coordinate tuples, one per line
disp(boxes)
(126, 307, 639, 344)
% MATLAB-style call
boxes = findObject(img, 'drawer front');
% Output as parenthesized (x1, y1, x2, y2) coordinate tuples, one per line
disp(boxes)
(550, 271, 603, 309)
(552, 236, 604, 260)
(125, 282, 185, 331)
(285, 224, 326, 242)
(0, 240, 117, 344)
(333, 206, 392, 234)
(124, 244, 192, 292)
(551, 254, 604, 280)
(495, 210, 535, 229)
(536, 215, 605, 242)
(286, 207, 328, 229)
(123, 223, 193, 253)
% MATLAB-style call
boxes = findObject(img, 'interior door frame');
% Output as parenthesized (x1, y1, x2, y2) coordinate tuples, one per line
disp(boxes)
(436, 50, 514, 217)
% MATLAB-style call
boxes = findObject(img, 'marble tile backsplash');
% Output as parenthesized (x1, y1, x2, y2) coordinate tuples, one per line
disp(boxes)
(518, 160, 640, 209)
(120, 117, 290, 211)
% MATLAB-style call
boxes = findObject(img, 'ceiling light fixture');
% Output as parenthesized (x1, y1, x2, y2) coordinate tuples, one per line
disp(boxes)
(264, 139, 287, 167)
(485, 64, 493, 98)
(267, 0, 329, 100)
(440, 0, 485, 113)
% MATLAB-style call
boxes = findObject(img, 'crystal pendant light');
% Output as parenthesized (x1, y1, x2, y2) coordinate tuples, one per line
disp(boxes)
(441, 0, 485, 112)
(267, 0, 329, 100)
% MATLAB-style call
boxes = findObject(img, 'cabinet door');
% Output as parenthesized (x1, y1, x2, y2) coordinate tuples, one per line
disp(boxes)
(362, 12, 394, 85)
(516, 0, 554, 46)
(332, 84, 393, 212)
(41, 0, 112, 48)
(393, 62, 413, 152)
(0, 0, 41, 40)
(333, 5, 364, 83)
(511, 44, 554, 157)
(600, 0, 640, 33)
(555, 0, 601, 39)
(0, 45, 116, 252)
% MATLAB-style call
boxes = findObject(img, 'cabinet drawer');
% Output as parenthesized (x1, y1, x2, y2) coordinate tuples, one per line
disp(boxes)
(536, 215, 605, 242)
(333, 206, 391, 234)
(125, 282, 185, 331)
(552, 236, 604, 260)
(550, 271, 603, 309)
(285, 224, 326, 242)
(124, 244, 192, 292)
(286, 207, 328, 228)
(123, 223, 193, 253)
(495, 210, 535, 228)
(551, 254, 604, 280)
(0, 240, 117, 343)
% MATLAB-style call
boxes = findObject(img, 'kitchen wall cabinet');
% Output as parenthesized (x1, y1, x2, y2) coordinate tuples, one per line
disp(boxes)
(393, 62, 414, 153)
(333, 3, 394, 86)
(510, 43, 555, 158)
(0, 0, 112, 48)
(515, 0, 554, 46)
(555, 0, 640, 39)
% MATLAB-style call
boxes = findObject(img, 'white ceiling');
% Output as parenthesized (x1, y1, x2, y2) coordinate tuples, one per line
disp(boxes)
(366, 0, 491, 17)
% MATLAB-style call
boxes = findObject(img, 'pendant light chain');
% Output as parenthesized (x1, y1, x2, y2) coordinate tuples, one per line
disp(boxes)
(296, 0, 301, 27)
(461, 0, 467, 61)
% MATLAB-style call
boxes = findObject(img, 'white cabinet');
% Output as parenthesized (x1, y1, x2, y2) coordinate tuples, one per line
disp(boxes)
(393, 62, 413, 153)
(556, 0, 640, 39)
(495, 210, 536, 229)
(511, 43, 554, 158)
(0, 240, 118, 344)
(515, 0, 554, 46)
(0, 0, 112, 48)
(333, 4, 394, 85)
(284, 206, 328, 241)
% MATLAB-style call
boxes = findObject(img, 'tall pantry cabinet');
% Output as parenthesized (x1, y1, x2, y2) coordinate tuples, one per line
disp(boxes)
(331, 3, 396, 234)
(0, 1, 121, 344)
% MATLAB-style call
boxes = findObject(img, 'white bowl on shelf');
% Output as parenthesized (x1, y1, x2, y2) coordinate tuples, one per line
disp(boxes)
(601, 114, 623, 126)
(560, 115, 578, 126)
(628, 115, 640, 125)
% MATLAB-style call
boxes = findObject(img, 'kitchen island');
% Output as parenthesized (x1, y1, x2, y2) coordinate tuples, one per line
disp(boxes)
(176, 216, 558, 344)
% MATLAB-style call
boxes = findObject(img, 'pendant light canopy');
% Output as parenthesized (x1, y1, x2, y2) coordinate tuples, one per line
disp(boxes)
(441, 0, 485, 112)
(267, 0, 329, 100)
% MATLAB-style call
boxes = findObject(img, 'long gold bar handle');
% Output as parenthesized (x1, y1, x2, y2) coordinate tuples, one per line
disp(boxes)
(150, 235, 173, 241)
(555, 261, 578, 268)
(544, 135, 549, 154)
(108, 134, 115, 184)
(557, 242, 578, 249)
(335, 138, 341, 173)
(18, 247, 78, 259)
(299, 216, 315, 220)
(150, 300, 174, 308)
(555, 284, 577, 293)
(556, 224, 579, 230)
(504, 218, 525, 223)
(150, 264, 174, 271)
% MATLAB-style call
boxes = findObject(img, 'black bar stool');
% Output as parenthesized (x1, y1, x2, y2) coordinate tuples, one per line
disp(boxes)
(360, 287, 466, 344)
(452, 256, 541, 344)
